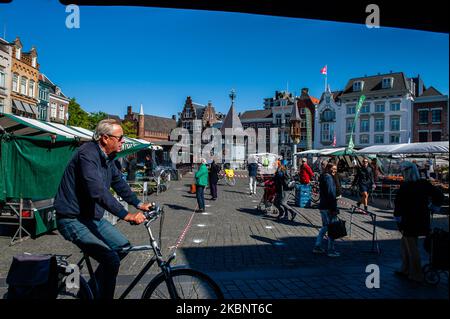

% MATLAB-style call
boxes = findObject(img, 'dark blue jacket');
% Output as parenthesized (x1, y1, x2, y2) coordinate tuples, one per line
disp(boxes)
(54, 141, 141, 220)
(318, 173, 337, 211)
(248, 163, 258, 177)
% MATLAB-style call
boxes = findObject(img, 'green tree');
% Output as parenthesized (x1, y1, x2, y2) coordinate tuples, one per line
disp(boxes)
(67, 98, 89, 128)
(87, 111, 108, 130)
(121, 120, 137, 138)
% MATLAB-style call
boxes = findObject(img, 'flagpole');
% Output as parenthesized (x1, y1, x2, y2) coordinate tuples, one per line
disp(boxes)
(325, 65, 327, 92)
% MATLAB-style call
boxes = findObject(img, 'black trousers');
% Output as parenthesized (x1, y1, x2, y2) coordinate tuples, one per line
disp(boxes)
(210, 183, 218, 199)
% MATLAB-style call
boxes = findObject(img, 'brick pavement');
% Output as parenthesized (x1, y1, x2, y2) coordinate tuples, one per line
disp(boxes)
(0, 172, 448, 299)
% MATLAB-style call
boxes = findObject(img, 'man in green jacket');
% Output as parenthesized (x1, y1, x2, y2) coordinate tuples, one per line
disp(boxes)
(195, 158, 209, 212)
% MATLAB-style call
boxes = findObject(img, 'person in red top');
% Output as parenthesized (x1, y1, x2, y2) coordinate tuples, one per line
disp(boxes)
(299, 158, 314, 184)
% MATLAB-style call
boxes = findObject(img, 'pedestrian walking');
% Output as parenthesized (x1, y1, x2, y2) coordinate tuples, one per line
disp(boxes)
(209, 160, 220, 200)
(247, 157, 258, 195)
(195, 158, 209, 212)
(299, 158, 314, 185)
(393, 161, 444, 283)
(273, 161, 297, 221)
(144, 154, 156, 177)
(126, 154, 137, 182)
(313, 163, 340, 257)
(352, 158, 375, 211)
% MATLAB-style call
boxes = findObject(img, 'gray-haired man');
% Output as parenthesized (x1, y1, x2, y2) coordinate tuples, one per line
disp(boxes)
(54, 119, 152, 299)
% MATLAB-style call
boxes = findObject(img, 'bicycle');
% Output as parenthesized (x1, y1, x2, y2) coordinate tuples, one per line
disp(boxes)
(55, 205, 224, 299)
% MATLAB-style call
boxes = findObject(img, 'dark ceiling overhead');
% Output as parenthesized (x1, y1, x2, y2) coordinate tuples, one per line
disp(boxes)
(58, 0, 448, 34)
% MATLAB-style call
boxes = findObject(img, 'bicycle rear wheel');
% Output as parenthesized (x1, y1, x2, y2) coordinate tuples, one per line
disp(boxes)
(141, 268, 223, 299)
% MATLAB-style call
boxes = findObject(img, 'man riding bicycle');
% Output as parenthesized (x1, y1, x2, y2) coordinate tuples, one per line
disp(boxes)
(54, 119, 152, 299)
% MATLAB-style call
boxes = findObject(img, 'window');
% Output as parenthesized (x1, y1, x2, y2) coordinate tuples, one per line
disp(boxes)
(347, 105, 356, 115)
(431, 131, 441, 141)
(375, 103, 385, 113)
(257, 123, 263, 128)
(28, 80, 35, 97)
(59, 105, 65, 120)
(0, 98, 4, 113)
(300, 108, 306, 115)
(50, 103, 57, 118)
(300, 120, 306, 128)
(325, 96, 331, 104)
(185, 109, 191, 118)
(275, 114, 282, 125)
(418, 131, 428, 142)
(321, 123, 335, 142)
(20, 77, 27, 95)
(390, 102, 400, 111)
(360, 119, 370, 132)
(360, 104, 370, 113)
(12, 74, 18, 92)
(346, 119, 353, 133)
(390, 134, 400, 143)
(382, 77, 394, 89)
(360, 134, 369, 144)
(418, 110, 429, 124)
(0, 68, 5, 88)
(321, 108, 335, 122)
(353, 81, 363, 92)
(431, 109, 442, 123)
(15, 47, 21, 59)
(39, 105, 47, 120)
(375, 118, 384, 132)
(32, 57, 37, 68)
(390, 117, 400, 131)
(374, 134, 384, 144)
(300, 132, 307, 141)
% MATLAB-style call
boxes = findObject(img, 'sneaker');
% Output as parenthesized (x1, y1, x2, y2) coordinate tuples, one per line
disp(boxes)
(364, 206, 368, 211)
(312, 246, 326, 254)
(327, 251, 341, 257)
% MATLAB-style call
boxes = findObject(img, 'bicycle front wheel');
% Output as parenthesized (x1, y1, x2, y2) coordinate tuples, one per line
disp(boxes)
(142, 268, 224, 299)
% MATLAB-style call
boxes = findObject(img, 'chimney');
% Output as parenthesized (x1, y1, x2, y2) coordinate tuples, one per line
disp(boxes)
(127, 105, 132, 115)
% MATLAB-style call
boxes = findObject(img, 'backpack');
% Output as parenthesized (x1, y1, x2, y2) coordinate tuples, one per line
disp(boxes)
(6, 254, 59, 299)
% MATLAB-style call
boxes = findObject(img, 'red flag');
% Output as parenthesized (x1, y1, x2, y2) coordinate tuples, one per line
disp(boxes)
(320, 65, 327, 75)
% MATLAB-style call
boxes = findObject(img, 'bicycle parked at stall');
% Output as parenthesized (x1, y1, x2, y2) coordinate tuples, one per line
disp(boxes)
(55, 205, 223, 299)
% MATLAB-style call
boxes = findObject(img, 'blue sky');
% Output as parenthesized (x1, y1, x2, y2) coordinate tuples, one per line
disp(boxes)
(0, 0, 448, 118)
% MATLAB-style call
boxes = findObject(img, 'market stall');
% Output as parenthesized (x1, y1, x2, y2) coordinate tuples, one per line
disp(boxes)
(0, 113, 157, 244)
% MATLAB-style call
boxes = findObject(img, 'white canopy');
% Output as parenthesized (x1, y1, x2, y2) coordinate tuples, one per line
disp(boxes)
(294, 147, 348, 156)
(356, 141, 449, 155)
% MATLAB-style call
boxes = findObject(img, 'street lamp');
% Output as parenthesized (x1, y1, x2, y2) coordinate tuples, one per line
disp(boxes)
(289, 101, 301, 171)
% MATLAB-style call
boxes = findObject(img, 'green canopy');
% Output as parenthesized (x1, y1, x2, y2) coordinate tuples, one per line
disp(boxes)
(0, 134, 78, 201)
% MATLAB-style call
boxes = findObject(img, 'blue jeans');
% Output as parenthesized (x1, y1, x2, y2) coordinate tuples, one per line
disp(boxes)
(315, 210, 335, 251)
(56, 216, 130, 299)
(196, 185, 205, 210)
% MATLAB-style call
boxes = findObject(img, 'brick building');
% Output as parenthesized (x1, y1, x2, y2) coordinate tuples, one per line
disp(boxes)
(10, 37, 39, 118)
(413, 86, 448, 142)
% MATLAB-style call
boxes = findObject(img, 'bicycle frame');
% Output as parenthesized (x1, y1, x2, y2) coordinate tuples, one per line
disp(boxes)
(74, 207, 182, 299)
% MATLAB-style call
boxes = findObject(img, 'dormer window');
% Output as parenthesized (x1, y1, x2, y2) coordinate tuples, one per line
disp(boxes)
(321, 108, 336, 122)
(382, 77, 394, 89)
(353, 81, 364, 92)
(15, 47, 21, 60)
